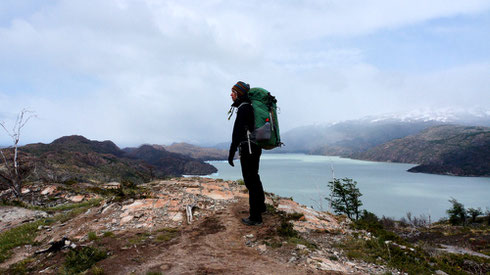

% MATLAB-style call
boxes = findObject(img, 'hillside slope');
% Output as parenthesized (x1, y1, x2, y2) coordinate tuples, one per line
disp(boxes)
(21, 136, 216, 183)
(354, 125, 490, 176)
(123, 144, 217, 176)
(161, 142, 228, 160)
(280, 119, 441, 155)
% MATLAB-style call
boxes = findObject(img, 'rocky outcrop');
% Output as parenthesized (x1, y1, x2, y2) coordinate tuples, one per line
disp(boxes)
(1, 178, 400, 274)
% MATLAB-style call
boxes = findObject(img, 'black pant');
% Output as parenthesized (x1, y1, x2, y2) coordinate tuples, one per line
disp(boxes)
(240, 142, 265, 222)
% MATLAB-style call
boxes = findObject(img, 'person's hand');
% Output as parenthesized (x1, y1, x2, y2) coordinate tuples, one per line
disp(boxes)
(228, 155, 234, 167)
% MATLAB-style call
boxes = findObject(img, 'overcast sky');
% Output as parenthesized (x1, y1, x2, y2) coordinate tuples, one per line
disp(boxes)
(1, 0, 489, 147)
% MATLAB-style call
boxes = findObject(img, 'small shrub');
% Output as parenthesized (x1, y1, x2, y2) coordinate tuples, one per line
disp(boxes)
(155, 228, 179, 243)
(287, 236, 317, 250)
(380, 216, 396, 229)
(447, 198, 467, 226)
(128, 232, 152, 245)
(286, 212, 304, 221)
(326, 177, 363, 221)
(64, 246, 108, 274)
(4, 257, 35, 274)
(42, 198, 103, 213)
(338, 236, 432, 273)
(434, 253, 489, 274)
(467, 207, 483, 224)
(102, 231, 114, 238)
(265, 204, 276, 213)
(235, 179, 245, 186)
(352, 210, 399, 242)
(277, 221, 298, 238)
(91, 265, 105, 275)
(88, 231, 98, 241)
(63, 179, 78, 186)
(263, 240, 282, 248)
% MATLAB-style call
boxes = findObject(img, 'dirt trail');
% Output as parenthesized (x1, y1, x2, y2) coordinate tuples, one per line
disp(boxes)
(100, 199, 322, 275)
(1, 179, 354, 274)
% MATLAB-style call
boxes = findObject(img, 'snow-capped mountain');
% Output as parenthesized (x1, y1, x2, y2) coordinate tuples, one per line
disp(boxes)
(362, 107, 490, 125)
(279, 108, 490, 155)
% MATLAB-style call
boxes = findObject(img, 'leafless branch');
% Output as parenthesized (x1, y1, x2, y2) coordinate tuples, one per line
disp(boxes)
(0, 109, 36, 198)
(0, 122, 13, 139)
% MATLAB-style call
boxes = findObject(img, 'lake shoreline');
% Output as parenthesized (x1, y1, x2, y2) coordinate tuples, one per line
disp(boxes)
(205, 153, 489, 220)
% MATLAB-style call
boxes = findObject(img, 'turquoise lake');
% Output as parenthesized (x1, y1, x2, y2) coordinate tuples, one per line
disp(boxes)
(205, 153, 490, 220)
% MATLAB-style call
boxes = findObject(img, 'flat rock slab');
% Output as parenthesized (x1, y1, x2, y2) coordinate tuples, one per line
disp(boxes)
(0, 206, 47, 232)
(438, 244, 490, 259)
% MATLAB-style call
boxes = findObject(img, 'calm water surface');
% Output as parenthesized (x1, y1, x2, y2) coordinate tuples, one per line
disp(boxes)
(206, 153, 490, 220)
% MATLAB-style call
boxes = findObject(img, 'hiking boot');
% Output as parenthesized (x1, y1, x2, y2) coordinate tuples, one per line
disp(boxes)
(241, 217, 262, 226)
(260, 205, 267, 213)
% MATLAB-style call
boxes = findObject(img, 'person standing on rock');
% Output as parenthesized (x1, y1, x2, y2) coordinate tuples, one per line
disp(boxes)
(228, 81, 266, 226)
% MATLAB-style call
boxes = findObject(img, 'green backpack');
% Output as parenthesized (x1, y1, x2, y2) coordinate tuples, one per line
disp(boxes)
(248, 87, 282, 150)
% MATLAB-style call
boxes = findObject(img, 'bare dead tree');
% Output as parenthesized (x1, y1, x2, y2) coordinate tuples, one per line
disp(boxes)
(0, 109, 36, 198)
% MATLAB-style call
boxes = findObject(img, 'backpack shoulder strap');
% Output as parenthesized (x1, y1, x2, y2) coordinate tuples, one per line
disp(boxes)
(238, 102, 250, 109)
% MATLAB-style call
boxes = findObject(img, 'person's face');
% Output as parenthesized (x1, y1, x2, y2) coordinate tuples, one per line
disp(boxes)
(231, 90, 237, 101)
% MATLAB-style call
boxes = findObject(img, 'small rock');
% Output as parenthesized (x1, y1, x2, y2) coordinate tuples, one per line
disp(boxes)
(435, 271, 449, 275)
(245, 234, 254, 239)
(296, 244, 307, 250)
(134, 212, 144, 218)
(120, 215, 134, 225)
(69, 195, 85, 203)
(170, 212, 183, 222)
(41, 186, 57, 195)
(257, 244, 267, 253)
(288, 256, 296, 263)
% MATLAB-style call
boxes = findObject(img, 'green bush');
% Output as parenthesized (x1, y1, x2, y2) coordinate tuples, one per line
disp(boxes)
(338, 237, 432, 274)
(286, 212, 304, 221)
(155, 228, 179, 243)
(88, 231, 98, 241)
(277, 221, 298, 238)
(63, 246, 108, 274)
(235, 179, 245, 186)
(352, 210, 399, 242)
(326, 178, 363, 220)
(102, 231, 114, 238)
(447, 198, 467, 226)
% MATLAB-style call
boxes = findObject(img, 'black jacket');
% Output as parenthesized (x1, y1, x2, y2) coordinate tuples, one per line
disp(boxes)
(229, 95, 255, 160)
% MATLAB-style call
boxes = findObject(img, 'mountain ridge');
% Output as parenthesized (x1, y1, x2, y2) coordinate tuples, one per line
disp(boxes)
(353, 125, 490, 176)
(20, 135, 217, 183)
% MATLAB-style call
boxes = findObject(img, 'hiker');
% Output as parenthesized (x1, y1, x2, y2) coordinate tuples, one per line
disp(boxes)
(228, 81, 266, 226)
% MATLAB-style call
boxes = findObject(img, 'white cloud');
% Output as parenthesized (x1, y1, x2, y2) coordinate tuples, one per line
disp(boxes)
(0, 0, 489, 146)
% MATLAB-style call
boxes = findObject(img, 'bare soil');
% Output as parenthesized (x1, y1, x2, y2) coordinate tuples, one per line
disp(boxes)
(102, 200, 316, 275)
(25, 199, 339, 274)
